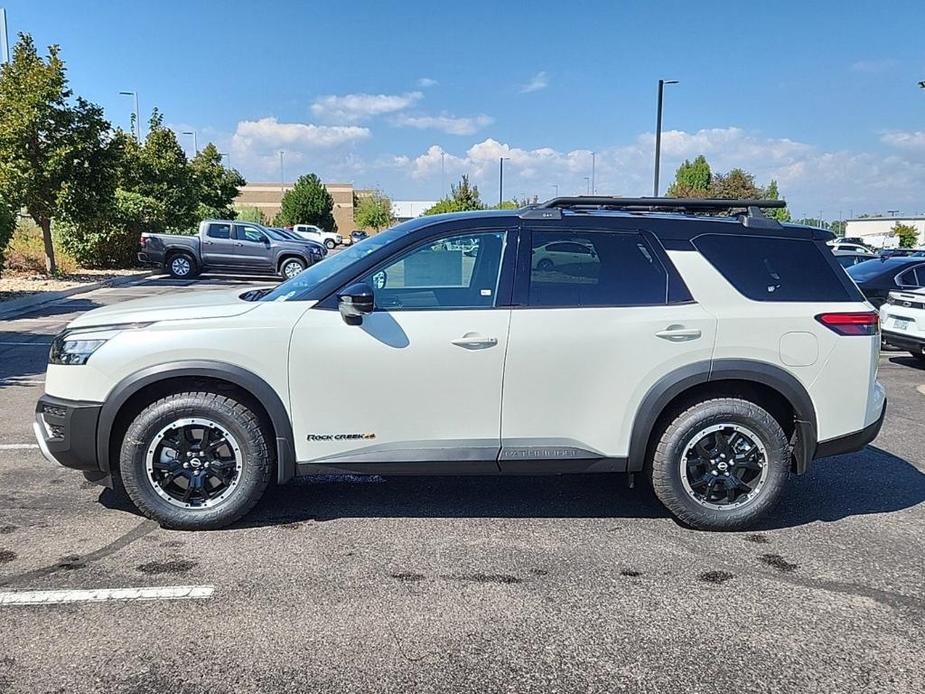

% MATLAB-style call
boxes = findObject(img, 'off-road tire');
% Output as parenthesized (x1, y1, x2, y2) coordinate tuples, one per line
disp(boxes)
(119, 391, 273, 530)
(647, 397, 790, 531)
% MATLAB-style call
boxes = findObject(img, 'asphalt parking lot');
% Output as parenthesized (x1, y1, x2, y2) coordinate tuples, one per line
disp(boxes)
(0, 276, 923, 693)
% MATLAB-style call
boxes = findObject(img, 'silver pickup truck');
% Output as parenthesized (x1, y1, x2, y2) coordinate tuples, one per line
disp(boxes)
(138, 220, 325, 279)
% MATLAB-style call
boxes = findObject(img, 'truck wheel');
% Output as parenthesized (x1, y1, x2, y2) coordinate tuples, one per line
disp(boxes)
(167, 253, 197, 279)
(280, 258, 306, 279)
(119, 391, 273, 530)
(647, 398, 790, 531)
(325, 239, 336, 250)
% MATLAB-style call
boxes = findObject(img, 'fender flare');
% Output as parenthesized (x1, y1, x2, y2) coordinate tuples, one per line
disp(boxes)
(627, 359, 817, 473)
(96, 360, 296, 484)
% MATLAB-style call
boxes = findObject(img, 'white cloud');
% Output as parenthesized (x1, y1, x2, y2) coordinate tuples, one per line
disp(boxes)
(310, 91, 423, 123)
(394, 113, 494, 135)
(880, 131, 925, 151)
(416, 77, 439, 88)
(519, 71, 549, 93)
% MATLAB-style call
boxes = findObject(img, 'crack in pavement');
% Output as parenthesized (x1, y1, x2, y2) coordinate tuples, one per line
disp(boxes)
(0, 519, 157, 588)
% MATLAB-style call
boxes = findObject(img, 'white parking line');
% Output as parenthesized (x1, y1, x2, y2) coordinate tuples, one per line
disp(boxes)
(0, 444, 39, 450)
(0, 585, 215, 606)
(0, 342, 52, 346)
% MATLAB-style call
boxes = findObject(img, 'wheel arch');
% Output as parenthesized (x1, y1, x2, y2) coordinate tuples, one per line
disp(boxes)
(627, 359, 818, 474)
(97, 361, 296, 485)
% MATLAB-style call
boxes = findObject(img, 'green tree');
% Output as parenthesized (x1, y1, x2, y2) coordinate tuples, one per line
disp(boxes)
(795, 217, 829, 229)
(118, 111, 197, 231)
(275, 173, 336, 230)
(667, 155, 712, 198)
(710, 168, 761, 200)
(235, 206, 267, 224)
(829, 220, 847, 236)
(762, 179, 791, 222)
(0, 196, 15, 276)
(423, 175, 484, 215)
(354, 190, 395, 231)
(191, 143, 245, 220)
(893, 221, 918, 248)
(0, 34, 118, 273)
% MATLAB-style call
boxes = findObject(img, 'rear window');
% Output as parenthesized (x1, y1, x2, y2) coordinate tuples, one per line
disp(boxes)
(207, 223, 231, 239)
(694, 235, 857, 302)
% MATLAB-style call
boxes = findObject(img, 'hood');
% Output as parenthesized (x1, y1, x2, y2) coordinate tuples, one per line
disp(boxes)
(68, 287, 267, 329)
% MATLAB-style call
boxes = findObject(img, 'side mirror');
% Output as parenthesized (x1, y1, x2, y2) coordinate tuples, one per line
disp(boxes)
(338, 282, 374, 325)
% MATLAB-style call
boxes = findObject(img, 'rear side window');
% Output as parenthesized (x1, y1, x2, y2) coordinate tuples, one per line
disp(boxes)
(694, 235, 856, 302)
(207, 223, 231, 239)
(897, 265, 925, 287)
(528, 231, 667, 307)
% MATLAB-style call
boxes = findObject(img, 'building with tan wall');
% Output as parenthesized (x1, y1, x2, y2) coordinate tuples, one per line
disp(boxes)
(235, 182, 355, 233)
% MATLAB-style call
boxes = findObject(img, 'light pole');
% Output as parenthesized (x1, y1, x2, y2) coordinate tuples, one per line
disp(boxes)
(499, 157, 510, 206)
(591, 151, 596, 195)
(583, 176, 591, 195)
(119, 90, 140, 141)
(552, 184, 559, 197)
(0, 8, 9, 65)
(653, 78, 679, 197)
(441, 150, 446, 198)
(279, 151, 285, 192)
(182, 130, 198, 155)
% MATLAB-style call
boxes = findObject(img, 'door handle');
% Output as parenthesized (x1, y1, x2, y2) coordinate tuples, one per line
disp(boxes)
(451, 333, 498, 349)
(655, 325, 702, 341)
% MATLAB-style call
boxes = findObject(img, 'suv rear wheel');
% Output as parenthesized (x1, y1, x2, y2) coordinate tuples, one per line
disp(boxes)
(119, 391, 273, 530)
(167, 253, 197, 279)
(648, 397, 789, 531)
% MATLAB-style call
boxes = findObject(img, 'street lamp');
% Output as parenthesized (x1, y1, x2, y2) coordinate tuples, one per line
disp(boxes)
(0, 8, 10, 65)
(583, 176, 591, 195)
(499, 157, 510, 206)
(182, 130, 198, 155)
(279, 151, 285, 192)
(653, 79, 679, 197)
(552, 184, 559, 197)
(591, 151, 596, 195)
(119, 90, 140, 141)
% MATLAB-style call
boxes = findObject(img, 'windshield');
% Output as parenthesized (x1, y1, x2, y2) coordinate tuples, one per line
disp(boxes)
(263, 227, 293, 241)
(261, 225, 406, 301)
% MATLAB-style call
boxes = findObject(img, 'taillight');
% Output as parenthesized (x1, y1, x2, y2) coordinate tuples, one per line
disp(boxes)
(139, 236, 148, 248)
(815, 312, 879, 336)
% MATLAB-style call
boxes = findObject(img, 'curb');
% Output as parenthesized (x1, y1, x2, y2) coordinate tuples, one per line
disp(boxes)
(0, 272, 153, 321)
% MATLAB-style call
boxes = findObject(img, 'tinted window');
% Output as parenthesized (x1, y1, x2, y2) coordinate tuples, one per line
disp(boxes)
(206, 223, 231, 239)
(696, 235, 855, 302)
(898, 266, 925, 287)
(363, 231, 506, 309)
(528, 231, 667, 307)
(236, 225, 267, 243)
(848, 258, 916, 282)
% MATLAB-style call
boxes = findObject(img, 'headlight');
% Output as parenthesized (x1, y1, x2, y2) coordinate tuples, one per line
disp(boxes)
(49, 334, 106, 365)
(48, 322, 152, 365)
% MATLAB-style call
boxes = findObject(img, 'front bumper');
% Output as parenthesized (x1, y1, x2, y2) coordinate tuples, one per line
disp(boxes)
(814, 398, 887, 459)
(882, 329, 925, 354)
(34, 394, 103, 472)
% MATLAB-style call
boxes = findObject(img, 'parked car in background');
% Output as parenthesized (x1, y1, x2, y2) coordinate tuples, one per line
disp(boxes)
(878, 248, 917, 258)
(270, 227, 327, 256)
(847, 256, 925, 307)
(138, 220, 323, 280)
(291, 224, 342, 250)
(829, 241, 873, 254)
(349, 230, 369, 245)
(880, 288, 925, 361)
(833, 250, 876, 269)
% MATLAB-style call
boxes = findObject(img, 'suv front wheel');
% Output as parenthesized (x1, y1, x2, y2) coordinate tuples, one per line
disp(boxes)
(119, 391, 273, 530)
(648, 397, 790, 531)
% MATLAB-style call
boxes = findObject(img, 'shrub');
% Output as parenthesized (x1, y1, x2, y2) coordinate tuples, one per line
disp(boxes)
(4, 220, 78, 275)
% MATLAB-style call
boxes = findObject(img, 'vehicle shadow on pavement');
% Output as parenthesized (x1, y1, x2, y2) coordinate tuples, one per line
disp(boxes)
(889, 355, 925, 370)
(0, 328, 65, 388)
(97, 447, 924, 530)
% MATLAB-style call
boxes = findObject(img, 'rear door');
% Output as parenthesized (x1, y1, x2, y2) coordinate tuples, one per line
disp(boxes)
(201, 222, 235, 267)
(499, 225, 717, 467)
(232, 224, 275, 271)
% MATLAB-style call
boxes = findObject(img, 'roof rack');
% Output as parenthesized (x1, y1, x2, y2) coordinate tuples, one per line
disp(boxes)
(519, 196, 786, 229)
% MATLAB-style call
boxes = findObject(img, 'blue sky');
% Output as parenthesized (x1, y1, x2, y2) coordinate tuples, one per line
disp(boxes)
(5, 0, 925, 218)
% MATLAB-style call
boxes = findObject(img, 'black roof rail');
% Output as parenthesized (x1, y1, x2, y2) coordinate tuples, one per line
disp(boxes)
(518, 196, 786, 228)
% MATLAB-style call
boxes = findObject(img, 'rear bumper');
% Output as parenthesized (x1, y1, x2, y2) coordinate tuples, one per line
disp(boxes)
(814, 398, 887, 459)
(34, 394, 103, 472)
(137, 252, 162, 268)
(882, 329, 925, 353)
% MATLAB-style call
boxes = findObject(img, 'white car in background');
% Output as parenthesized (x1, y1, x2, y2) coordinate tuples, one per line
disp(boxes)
(291, 224, 342, 250)
(881, 288, 925, 361)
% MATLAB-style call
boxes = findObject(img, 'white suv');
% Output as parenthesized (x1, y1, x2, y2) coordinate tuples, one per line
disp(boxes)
(34, 197, 886, 531)
(290, 224, 342, 249)
(881, 288, 925, 361)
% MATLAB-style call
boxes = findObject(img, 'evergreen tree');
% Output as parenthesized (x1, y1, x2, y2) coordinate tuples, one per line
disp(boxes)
(275, 173, 336, 230)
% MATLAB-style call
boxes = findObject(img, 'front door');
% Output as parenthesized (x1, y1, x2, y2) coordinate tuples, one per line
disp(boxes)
(288, 228, 513, 471)
(232, 224, 274, 272)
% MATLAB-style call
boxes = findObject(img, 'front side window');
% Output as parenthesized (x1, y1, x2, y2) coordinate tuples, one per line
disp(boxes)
(528, 231, 667, 307)
(207, 223, 231, 239)
(362, 231, 506, 310)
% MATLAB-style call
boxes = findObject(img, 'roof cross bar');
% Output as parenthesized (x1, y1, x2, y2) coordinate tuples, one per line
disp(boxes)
(534, 196, 786, 210)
